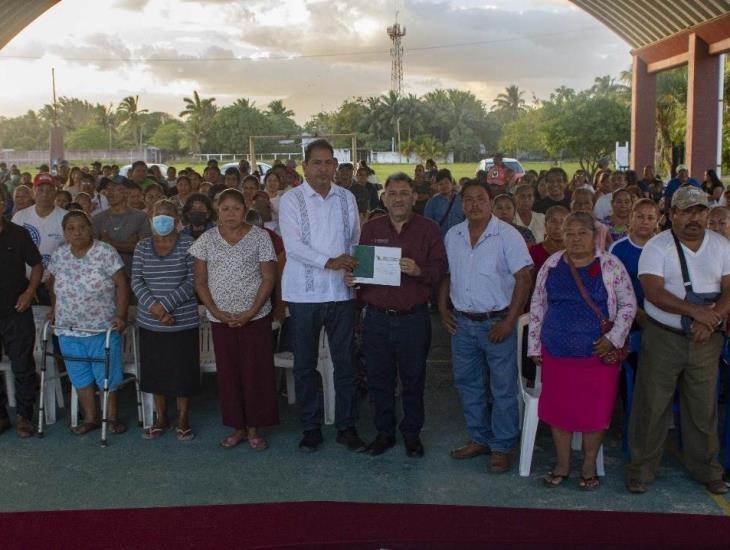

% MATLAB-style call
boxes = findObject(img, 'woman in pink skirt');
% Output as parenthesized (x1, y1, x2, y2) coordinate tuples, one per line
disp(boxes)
(528, 212, 636, 489)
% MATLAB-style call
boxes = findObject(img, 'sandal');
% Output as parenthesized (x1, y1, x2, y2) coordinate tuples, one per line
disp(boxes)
(579, 475, 601, 491)
(219, 433, 246, 449)
(109, 421, 127, 435)
(142, 426, 168, 440)
(626, 479, 647, 494)
(248, 436, 268, 451)
(176, 427, 195, 442)
(543, 470, 569, 488)
(71, 422, 100, 435)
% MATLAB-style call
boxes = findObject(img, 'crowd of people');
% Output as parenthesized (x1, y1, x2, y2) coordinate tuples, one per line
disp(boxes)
(0, 141, 729, 497)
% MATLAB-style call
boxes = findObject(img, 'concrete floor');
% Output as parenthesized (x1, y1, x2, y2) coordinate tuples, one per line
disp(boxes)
(0, 316, 728, 516)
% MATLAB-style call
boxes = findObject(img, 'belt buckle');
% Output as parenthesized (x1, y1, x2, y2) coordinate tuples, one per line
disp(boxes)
(386, 308, 398, 316)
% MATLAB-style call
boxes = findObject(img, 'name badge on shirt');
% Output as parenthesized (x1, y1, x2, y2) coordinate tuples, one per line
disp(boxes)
(373, 238, 390, 245)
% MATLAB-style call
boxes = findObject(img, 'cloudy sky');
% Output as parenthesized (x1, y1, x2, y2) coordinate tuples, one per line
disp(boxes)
(0, 0, 631, 123)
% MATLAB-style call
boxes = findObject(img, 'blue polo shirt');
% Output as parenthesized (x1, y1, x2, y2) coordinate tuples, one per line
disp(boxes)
(424, 193, 465, 237)
(663, 177, 700, 206)
(609, 236, 644, 307)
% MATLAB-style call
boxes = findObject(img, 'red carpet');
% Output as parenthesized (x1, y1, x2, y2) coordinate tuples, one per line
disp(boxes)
(1, 501, 729, 548)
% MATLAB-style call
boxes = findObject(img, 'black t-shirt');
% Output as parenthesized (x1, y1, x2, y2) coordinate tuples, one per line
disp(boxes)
(534, 194, 572, 214)
(0, 220, 42, 318)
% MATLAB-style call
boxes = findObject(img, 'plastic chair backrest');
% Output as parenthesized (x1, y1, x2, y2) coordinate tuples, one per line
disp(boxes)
(517, 313, 541, 400)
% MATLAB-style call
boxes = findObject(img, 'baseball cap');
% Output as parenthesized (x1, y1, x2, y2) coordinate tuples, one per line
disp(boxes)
(676, 164, 689, 173)
(672, 185, 708, 210)
(33, 173, 56, 187)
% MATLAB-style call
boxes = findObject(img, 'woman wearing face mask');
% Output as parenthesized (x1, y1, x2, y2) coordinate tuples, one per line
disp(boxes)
(181, 193, 216, 240)
(131, 199, 200, 441)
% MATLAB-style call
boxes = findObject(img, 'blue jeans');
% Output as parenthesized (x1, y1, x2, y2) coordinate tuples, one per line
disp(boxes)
(451, 315, 519, 453)
(289, 301, 357, 431)
(362, 306, 431, 436)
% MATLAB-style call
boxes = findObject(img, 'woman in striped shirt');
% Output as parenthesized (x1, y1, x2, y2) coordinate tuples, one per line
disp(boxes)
(132, 200, 200, 441)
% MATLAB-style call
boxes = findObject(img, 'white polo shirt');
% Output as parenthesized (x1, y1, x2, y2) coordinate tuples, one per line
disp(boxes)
(638, 229, 730, 329)
(279, 180, 360, 303)
(444, 217, 533, 313)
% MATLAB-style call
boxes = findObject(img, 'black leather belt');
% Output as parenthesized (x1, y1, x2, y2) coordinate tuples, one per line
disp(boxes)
(368, 304, 428, 317)
(456, 308, 509, 322)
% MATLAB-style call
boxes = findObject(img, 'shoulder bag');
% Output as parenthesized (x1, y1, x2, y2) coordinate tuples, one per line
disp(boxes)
(566, 256, 629, 365)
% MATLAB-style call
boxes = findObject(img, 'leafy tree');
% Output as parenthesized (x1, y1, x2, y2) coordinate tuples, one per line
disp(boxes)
(266, 99, 295, 118)
(95, 103, 117, 150)
(149, 120, 185, 154)
(0, 111, 49, 150)
(416, 135, 445, 161)
(207, 103, 271, 154)
(66, 125, 108, 150)
(499, 108, 545, 158)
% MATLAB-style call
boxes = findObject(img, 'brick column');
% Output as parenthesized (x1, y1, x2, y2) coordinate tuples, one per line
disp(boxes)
(686, 33, 720, 179)
(630, 55, 656, 173)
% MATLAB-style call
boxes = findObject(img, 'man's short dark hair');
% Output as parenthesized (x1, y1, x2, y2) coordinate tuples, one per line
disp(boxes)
(207, 165, 221, 176)
(207, 159, 219, 167)
(337, 163, 354, 171)
(131, 160, 147, 172)
(546, 167, 567, 182)
(304, 139, 334, 162)
(435, 168, 453, 183)
(224, 166, 241, 182)
(384, 172, 414, 189)
(460, 179, 491, 197)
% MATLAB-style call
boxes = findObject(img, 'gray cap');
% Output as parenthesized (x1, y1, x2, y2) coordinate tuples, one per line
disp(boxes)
(672, 185, 708, 210)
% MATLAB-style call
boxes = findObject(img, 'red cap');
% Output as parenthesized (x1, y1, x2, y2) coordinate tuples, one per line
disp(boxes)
(33, 173, 56, 187)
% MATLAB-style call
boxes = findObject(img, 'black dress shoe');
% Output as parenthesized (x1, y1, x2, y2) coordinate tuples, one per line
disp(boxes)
(336, 427, 367, 452)
(365, 434, 396, 456)
(298, 429, 323, 453)
(404, 435, 424, 458)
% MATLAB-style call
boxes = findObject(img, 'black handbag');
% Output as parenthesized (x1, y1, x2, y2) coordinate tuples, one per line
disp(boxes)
(671, 231, 720, 335)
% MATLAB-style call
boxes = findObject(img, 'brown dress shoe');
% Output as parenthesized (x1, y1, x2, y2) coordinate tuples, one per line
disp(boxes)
(705, 479, 729, 495)
(626, 479, 648, 494)
(0, 417, 10, 435)
(489, 451, 512, 473)
(15, 416, 34, 439)
(450, 440, 490, 459)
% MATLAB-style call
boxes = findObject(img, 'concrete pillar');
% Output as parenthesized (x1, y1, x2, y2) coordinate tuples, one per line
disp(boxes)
(686, 33, 721, 179)
(630, 55, 656, 173)
(49, 127, 64, 165)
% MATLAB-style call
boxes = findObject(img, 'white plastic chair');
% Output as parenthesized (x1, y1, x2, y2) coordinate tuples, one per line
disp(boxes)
(517, 313, 543, 477)
(517, 313, 606, 477)
(571, 432, 606, 477)
(69, 322, 146, 429)
(274, 327, 334, 425)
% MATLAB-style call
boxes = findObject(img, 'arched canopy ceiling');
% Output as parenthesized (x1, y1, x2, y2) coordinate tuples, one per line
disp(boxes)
(0, 0, 59, 50)
(568, 0, 730, 50)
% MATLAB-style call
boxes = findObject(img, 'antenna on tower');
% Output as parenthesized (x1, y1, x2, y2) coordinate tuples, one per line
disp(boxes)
(386, 3, 406, 94)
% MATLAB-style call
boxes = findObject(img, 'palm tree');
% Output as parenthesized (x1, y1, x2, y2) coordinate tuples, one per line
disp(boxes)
(233, 98, 256, 109)
(266, 99, 294, 118)
(417, 135, 445, 161)
(378, 91, 404, 155)
(96, 103, 116, 150)
(399, 93, 424, 142)
(117, 95, 149, 147)
(492, 85, 526, 121)
(180, 91, 217, 154)
(360, 96, 386, 141)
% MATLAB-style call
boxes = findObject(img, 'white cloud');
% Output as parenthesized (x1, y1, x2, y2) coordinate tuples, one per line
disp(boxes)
(0, 0, 631, 122)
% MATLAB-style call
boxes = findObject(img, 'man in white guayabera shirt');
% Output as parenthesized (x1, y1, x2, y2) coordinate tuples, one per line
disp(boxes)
(279, 139, 366, 454)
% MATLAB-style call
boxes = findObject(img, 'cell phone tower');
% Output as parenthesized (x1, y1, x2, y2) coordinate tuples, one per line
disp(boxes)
(387, 8, 406, 94)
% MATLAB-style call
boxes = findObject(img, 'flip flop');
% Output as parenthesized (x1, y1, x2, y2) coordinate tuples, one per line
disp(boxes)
(579, 475, 601, 491)
(109, 421, 127, 435)
(142, 426, 169, 440)
(71, 422, 101, 435)
(176, 427, 195, 442)
(543, 471, 569, 488)
(248, 436, 268, 451)
(219, 434, 246, 449)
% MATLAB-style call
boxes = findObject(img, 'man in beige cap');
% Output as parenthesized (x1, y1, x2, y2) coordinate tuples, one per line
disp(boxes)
(626, 186, 730, 495)
(662, 163, 701, 209)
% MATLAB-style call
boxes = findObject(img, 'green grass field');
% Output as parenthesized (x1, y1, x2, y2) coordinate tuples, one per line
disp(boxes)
(14, 160, 584, 182)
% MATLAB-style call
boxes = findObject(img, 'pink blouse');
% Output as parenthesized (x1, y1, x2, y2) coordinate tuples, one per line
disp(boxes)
(528, 250, 637, 357)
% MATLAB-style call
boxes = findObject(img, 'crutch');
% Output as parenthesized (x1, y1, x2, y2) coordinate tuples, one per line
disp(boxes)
(99, 327, 113, 448)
